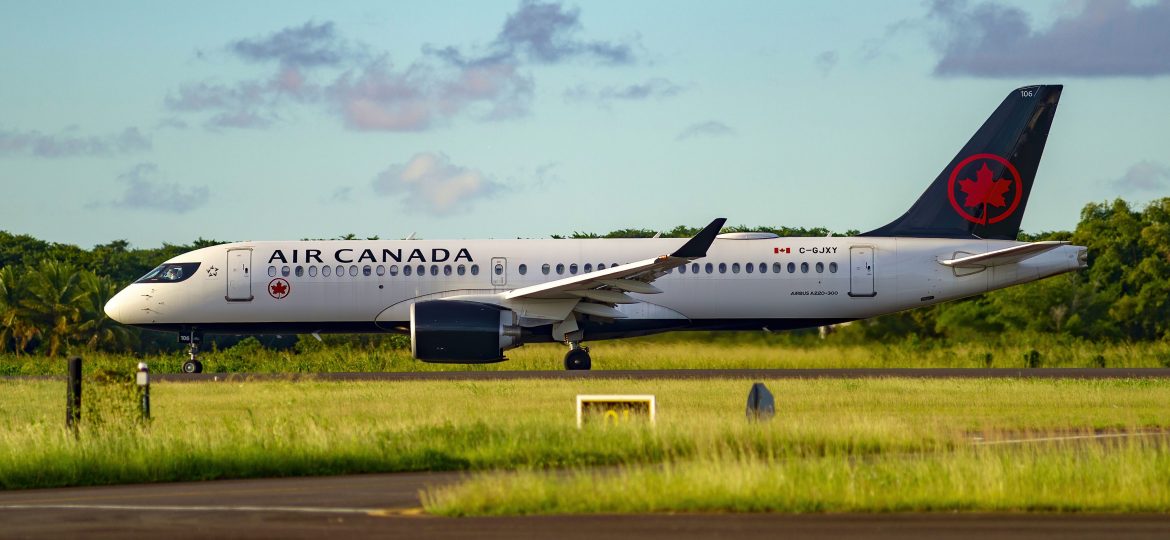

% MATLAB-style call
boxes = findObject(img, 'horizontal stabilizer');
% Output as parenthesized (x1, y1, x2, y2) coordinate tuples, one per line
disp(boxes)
(940, 241, 1067, 268)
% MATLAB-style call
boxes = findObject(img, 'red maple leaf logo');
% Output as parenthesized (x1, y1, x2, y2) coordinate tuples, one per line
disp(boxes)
(270, 280, 288, 297)
(958, 163, 1011, 209)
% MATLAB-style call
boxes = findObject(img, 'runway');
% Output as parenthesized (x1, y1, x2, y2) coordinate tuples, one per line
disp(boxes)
(2, 473, 1168, 539)
(146, 367, 1170, 383)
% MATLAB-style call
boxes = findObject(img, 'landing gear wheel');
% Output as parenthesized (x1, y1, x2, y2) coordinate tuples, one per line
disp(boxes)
(564, 348, 591, 371)
(182, 360, 203, 374)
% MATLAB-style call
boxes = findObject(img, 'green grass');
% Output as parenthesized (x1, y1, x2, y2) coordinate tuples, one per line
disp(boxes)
(2, 375, 1169, 516)
(424, 441, 1170, 515)
(3, 333, 1169, 375)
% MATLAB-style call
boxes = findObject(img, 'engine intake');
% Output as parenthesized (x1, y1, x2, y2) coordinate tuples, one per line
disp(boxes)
(410, 300, 521, 363)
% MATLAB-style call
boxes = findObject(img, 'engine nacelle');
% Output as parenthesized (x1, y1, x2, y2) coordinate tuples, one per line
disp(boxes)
(410, 300, 522, 363)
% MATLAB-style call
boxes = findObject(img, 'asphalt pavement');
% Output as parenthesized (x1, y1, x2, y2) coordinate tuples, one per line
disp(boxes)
(2, 473, 1168, 539)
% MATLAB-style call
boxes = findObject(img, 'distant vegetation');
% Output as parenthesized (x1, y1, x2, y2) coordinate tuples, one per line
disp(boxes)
(0, 197, 1168, 359)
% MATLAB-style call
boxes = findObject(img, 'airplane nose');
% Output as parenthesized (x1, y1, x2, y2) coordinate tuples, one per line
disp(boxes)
(104, 291, 126, 323)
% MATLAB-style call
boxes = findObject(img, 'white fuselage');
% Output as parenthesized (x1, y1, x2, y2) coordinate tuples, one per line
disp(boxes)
(104, 235, 1087, 339)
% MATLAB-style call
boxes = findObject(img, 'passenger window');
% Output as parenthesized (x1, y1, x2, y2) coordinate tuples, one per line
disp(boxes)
(322, 265, 332, 277)
(584, 263, 592, 273)
(295, 266, 304, 277)
(430, 265, 438, 276)
(281, 266, 291, 277)
(745, 262, 753, 274)
(519, 264, 527, 275)
(679, 264, 687, 274)
(349, 265, 359, 277)
(556, 263, 565, 275)
(494, 263, 504, 275)
(718, 263, 727, 274)
(570, 263, 578, 274)
(444, 265, 452, 276)
(404, 265, 412, 276)
(773, 262, 781, 274)
(801, 262, 809, 273)
(376, 265, 386, 276)
(363, 265, 372, 277)
(829, 262, 838, 273)
(471, 264, 480, 275)
(308, 266, 318, 277)
(268, 266, 277, 277)
(542, 263, 550, 275)
(787, 262, 796, 273)
(390, 265, 399, 276)
(705, 262, 713, 274)
(457, 265, 466, 276)
(597, 263, 606, 270)
(816, 262, 824, 273)
(416, 264, 425, 276)
(732, 263, 741, 274)
(335, 265, 344, 277)
(692, 263, 700, 273)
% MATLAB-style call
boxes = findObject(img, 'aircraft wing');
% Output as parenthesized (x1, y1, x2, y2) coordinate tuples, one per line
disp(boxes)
(940, 241, 1067, 268)
(503, 218, 726, 304)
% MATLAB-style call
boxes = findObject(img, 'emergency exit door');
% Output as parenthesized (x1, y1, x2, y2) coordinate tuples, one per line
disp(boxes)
(491, 257, 507, 286)
(848, 246, 875, 297)
(226, 249, 253, 301)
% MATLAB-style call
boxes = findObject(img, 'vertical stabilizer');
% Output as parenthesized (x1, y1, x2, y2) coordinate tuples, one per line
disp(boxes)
(860, 85, 1062, 240)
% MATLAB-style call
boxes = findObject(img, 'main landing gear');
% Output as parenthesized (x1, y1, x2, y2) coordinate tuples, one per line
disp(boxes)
(564, 341, 591, 371)
(180, 330, 204, 374)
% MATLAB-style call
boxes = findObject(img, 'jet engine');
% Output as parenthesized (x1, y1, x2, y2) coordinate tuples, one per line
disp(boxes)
(410, 300, 522, 362)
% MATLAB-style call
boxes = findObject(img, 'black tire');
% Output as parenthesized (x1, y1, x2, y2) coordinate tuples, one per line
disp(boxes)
(564, 348, 591, 371)
(182, 360, 203, 374)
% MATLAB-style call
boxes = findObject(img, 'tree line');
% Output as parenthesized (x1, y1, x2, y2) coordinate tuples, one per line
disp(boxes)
(1, 198, 1167, 356)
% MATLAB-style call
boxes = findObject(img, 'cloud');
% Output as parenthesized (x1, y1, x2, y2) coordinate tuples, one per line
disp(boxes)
(329, 58, 533, 131)
(107, 163, 209, 213)
(494, 0, 634, 64)
(230, 20, 358, 68)
(172, 3, 636, 132)
(564, 78, 684, 104)
(372, 152, 502, 214)
(324, 186, 352, 204)
(815, 50, 839, 75)
(926, 0, 1170, 77)
(676, 121, 735, 141)
(1110, 161, 1170, 193)
(0, 127, 150, 158)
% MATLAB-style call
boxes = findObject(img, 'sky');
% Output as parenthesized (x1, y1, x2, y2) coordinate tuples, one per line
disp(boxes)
(1, 0, 1169, 248)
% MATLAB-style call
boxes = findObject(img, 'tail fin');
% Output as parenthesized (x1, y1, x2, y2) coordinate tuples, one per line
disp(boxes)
(860, 85, 1062, 240)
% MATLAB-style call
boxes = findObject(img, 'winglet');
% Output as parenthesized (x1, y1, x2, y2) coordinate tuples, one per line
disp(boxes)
(670, 218, 726, 258)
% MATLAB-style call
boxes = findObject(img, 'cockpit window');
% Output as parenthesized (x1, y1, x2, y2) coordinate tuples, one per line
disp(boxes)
(135, 263, 200, 284)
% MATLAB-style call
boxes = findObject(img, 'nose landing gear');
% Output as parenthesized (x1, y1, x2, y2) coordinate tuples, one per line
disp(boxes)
(180, 330, 204, 374)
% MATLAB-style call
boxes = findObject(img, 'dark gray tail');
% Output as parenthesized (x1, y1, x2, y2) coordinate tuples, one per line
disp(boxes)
(861, 85, 1062, 240)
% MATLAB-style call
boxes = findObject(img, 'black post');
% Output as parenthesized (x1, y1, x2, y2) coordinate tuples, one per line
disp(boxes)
(66, 356, 82, 431)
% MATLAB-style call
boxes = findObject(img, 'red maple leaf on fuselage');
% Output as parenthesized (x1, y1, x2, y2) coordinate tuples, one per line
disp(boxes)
(271, 281, 288, 296)
(958, 163, 1011, 209)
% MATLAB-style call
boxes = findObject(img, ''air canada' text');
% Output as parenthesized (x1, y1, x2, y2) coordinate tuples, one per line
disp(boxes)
(267, 247, 474, 265)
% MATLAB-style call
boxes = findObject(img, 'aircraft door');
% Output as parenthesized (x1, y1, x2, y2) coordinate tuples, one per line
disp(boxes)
(848, 246, 876, 297)
(491, 257, 507, 286)
(226, 249, 253, 301)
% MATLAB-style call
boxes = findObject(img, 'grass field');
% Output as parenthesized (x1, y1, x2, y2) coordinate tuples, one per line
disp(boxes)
(3, 333, 1170, 375)
(2, 375, 1168, 514)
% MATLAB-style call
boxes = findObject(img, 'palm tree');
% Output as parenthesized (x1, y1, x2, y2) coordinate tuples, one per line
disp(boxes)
(0, 266, 39, 354)
(23, 260, 86, 356)
(75, 272, 138, 351)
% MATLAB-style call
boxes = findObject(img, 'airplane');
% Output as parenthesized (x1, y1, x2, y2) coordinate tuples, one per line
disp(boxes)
(104, 85, 1086, 373)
